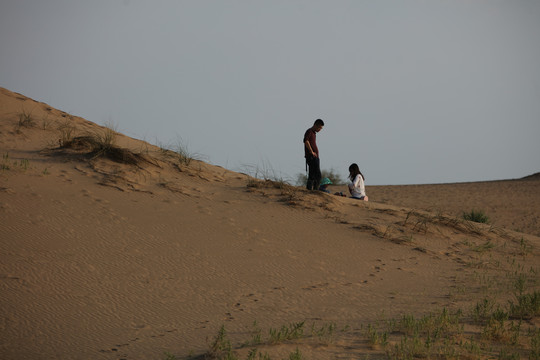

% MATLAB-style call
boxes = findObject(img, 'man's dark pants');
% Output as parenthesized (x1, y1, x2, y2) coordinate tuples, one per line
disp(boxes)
(306, 156, 321, 191)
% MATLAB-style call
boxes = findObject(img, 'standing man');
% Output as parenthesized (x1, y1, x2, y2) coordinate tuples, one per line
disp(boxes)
(303, 119, 324, 190)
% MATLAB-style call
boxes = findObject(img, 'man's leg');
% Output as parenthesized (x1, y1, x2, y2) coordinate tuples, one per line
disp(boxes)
(306, 157, 316, 190)
(306, 178, 313, 190)
(312, 157, 322, 191)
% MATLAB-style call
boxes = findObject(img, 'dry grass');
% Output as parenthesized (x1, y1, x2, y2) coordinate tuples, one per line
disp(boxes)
(59, 128, 147, 167)
(16, 108, 35, 132)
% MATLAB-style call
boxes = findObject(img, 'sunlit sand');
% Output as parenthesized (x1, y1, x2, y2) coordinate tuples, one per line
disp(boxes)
(1, 87, 539, 359)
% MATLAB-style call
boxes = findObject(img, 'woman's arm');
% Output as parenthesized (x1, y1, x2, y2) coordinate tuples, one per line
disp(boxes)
(354, 175, 365, 195)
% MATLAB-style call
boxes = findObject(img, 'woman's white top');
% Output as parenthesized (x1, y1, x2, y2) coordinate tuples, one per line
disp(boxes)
(348, 174, 366, 198)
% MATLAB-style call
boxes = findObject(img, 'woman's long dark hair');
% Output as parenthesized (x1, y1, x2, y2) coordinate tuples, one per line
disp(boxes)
(348, 163, 365, 181)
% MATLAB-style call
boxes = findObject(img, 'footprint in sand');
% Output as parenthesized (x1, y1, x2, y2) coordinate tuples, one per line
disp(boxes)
(81, 189, 92, 197)
(197, 320, 210, 329)
(197, 206, 212, 216)
(302, 282, 329, 291)
(131, 322, 146, 330)
(232, 291, 266, 314)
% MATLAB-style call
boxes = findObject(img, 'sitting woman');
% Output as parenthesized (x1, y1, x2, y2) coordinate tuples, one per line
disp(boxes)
(347, 163, 369, 201)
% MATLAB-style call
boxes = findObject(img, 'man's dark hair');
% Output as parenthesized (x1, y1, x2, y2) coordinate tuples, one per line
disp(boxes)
(314, 119, 324, 126)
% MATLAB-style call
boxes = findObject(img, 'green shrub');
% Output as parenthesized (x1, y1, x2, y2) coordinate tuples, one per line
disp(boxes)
(463, 209, 490, 224)
(509, 291, 540, 320)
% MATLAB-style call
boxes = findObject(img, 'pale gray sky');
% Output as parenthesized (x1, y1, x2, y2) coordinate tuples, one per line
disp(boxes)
(1, 1, 539, 185)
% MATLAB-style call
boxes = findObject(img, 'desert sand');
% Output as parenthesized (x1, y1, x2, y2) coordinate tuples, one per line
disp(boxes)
(1, 87, 539, 359)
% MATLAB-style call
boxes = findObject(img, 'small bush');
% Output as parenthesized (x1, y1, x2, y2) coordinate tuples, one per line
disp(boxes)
(59, 130, 144, 166)
(57, 119, 75, 146)
(93, 126, 117, 153)
(268, 322, 305, 344)
(207, 325, 233, 359)
(509, 291, 540, 320)
(463, 209, 490, 224)
(158, 138, 201, 167)
(17, 109, 35, 130)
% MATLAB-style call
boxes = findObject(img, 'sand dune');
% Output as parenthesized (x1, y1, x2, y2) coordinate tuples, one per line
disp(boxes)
(1, 87, 539, 359)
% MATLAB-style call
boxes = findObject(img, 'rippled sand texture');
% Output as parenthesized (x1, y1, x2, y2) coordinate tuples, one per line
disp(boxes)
(1, 87, 539, 359)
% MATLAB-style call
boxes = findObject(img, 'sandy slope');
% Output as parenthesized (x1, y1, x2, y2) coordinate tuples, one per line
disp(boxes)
(367, 179, 540, 237)
(1, 88, 539, 359)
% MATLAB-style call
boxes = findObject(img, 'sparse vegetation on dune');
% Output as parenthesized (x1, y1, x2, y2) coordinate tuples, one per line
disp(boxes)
(54, 123, 160, 169)
(1, 152, 30, 172)
(164, 180, 539, 360)
(170, 267, 539, 360)
(1, 88, 538, 360)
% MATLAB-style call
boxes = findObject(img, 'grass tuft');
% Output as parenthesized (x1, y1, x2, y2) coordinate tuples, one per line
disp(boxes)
(509, 291, 540, 320)
(268, 322, 305, 344)
(207, 325, 233, 359)
(157, 138, 202, 168)
(1, 153, 10, 170)
(57, 118, 75, 146)
(1, 153, 30, 172)
(59, 126, 146, 166)
(172, 138, 200, 166)
(17, 109, 35, 130)
(463, 209, 490, 224)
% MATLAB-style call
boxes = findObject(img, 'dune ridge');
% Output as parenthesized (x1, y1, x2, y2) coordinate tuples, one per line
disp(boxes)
(1, 87, 539, 359)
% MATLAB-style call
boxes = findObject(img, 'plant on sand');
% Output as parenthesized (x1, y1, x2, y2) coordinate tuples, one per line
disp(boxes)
(1, 153, 30, 171)
(172, 138, 201, 166)
(509, 291, 540, 320)
(58, 124, 146, 166)
(17, 108, 35, 130)
(202, 323, 309, 360)
(268, 322, 305, 344)
(41, 114, 53, 130)
(530, 328, 540, 359)
(463, 209, 490, 224)
(311, 322, 338, 343)
(92, 124, 118, 154)
(207, 325, 233, 359)
(157, 138, 202, 167)
(288, 348, 302, 360)
(1, 153, 10, 170)
(57, 119, 75, 146)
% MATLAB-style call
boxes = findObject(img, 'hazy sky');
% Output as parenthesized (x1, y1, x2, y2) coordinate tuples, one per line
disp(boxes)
(1, 1, 539, 185)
